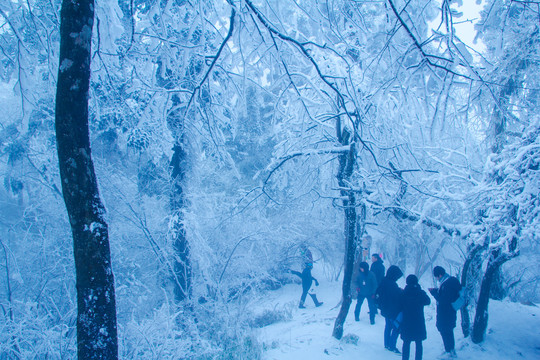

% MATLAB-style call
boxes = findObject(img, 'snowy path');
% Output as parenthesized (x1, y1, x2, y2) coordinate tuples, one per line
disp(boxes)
(253, 279, 540, 360)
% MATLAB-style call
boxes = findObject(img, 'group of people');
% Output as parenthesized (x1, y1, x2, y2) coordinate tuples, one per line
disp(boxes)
(354, 256, 462, 360)
(289, 245, 462, 359)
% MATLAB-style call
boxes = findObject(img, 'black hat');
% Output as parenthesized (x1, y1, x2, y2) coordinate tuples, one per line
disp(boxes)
(406, 274, 418, 286)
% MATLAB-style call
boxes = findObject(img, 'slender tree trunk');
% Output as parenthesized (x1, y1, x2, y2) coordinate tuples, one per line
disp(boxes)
(55, 0, 118, 358)
(170, 142, 191, 302)
(332, 129, 357, 339)
(332, 194, 357, 339)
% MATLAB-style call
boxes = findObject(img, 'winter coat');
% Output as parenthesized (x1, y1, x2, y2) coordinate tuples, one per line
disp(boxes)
(429, 274, 462, 330)
(355, 262, 378, 297)
(376, 265, 403, 319)
(400, 284, 431, 342)
(370, 259, 385, 286)
(291, 267, 318, 291)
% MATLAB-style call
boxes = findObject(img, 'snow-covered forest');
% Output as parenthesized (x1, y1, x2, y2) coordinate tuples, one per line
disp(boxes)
(0, 0, 539, 359)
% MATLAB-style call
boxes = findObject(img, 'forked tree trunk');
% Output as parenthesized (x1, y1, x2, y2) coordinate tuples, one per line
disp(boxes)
(55, 0, 118, 358)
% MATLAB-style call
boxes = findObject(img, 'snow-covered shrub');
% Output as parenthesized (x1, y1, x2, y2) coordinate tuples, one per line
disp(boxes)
(340, 333, 360, 346)
(119, 300, 262, 359)
(248, 305, 293, 328)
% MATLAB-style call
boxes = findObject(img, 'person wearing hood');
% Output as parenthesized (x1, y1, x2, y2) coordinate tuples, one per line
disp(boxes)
(428, 266, 461, 358)
(376, 265, 404, 354)
(370, 253, 385, 286)
(353, 261, 378, 324)
(400, 274, 431, 360)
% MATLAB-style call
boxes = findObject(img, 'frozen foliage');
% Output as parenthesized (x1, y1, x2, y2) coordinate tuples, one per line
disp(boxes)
(0, 0, 539, 358)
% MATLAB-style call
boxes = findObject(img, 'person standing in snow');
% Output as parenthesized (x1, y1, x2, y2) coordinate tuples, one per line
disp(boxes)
(400, 274, 431, 360)
(428, 266, 462, 358)
(370, 253, 385, 286)
(290, 263, 323, 308)
(354, 261, 378, 324)
(376, 265, 404, 354)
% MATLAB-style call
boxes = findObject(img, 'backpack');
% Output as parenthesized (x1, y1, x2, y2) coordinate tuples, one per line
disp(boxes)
(452, 288, 465, 311)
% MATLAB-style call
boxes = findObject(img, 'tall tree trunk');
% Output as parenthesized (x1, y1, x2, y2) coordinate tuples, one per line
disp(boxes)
(55, 0, 118, 358)
(170, 142, 191, 302)
(471, 249, 511, 343)
(332, 129, 357, 340)
(460, 242, 485, 338)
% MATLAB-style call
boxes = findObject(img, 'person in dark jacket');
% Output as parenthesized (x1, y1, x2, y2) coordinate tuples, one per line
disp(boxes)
(400, 275, 431, 360)
(353, 262, 378, 324)
(376, 265, 404, 354)
(428, 266, 462, 358)
(370, 253, 385, 286)
(291, 263, 323, 308)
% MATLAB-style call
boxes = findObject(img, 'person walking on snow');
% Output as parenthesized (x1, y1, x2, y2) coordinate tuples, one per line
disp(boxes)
(428, 266, 462, 359)
(370, 253, 385, 286)
(400, 274, 431, 360)
(354, 261, 378, 324)
(290, 263, 323, 308)
(376, 265, 404, 354)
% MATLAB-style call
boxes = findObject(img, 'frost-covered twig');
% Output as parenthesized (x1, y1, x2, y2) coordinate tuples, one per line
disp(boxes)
(183, 8, 236, 122)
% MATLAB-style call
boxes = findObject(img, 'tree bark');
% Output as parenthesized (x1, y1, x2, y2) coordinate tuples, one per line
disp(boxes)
(459, 242, 485, 338)
(55, 0, 118, 358)
(170, 142, 192, 302)
(471, 249, 510, 343)
(332, 129, 357, 340)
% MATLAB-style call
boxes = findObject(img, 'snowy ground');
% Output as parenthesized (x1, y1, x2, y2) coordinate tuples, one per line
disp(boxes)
(253, 275, 540, 360)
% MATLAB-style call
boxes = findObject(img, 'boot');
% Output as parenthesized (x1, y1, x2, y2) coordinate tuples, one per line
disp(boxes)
(299, 301, 306, 309)
(310, 294, 323, 307)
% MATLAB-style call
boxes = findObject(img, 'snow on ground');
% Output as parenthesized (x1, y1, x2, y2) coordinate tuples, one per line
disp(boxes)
(253, 275, 540, 360)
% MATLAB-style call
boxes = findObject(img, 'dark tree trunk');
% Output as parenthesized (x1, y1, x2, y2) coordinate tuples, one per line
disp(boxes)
(459, 243, 485, 338)
(55, 0, 118, 358)
(332, 129, 357, 340)
(471, 249, 511, 344)
(170, 142, 191, 302)
(332, 200, 356, 339)
(471, 254, 497, 343)
(489, 267, 505, 300)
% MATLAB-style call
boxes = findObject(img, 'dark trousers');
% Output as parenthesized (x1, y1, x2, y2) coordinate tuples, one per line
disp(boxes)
(402, 340, 423, 360)
(300, 288, 308, 304)
(384, 317, 400, 350)
(439, 327, 455, 352)
(354, 294, 377, 321)
(300, 287, 317, 305)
